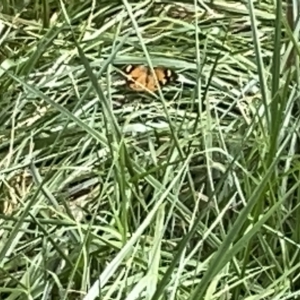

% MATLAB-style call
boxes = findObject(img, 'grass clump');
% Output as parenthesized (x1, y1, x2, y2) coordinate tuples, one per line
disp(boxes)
(1, 0, 300, 299)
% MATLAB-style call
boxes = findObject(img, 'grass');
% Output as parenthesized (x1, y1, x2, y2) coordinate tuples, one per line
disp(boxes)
(1, 0, 300, 299)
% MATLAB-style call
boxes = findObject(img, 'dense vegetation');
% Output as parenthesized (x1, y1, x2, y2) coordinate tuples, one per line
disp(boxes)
(1, 0, 300, 299)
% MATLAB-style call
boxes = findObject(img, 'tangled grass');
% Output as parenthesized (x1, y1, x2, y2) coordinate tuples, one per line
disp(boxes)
(1, 0, 300, 299)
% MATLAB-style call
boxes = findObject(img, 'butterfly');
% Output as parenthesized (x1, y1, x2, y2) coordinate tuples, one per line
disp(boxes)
(123, 64, 178, 92)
